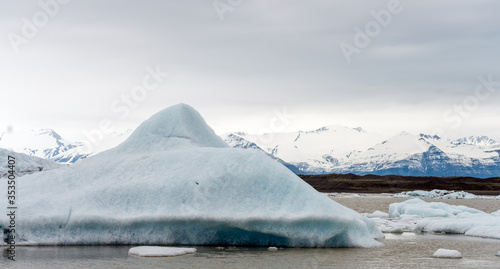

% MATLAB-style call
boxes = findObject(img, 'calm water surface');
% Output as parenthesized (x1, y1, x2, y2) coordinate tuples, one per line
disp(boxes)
(1, 195, 499, 269)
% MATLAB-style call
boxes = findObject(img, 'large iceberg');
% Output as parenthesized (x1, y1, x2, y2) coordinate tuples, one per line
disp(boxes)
(1, 104, 382, 247)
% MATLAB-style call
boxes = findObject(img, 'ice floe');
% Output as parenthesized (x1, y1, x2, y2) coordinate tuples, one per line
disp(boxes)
(368, 210, 389, 219)
(392, 189, 491, 199)
(128, 246, 196, 257)
(433, 248, 462, 258)
(366, 198, 500, 240)
(389, 198, 485, 218)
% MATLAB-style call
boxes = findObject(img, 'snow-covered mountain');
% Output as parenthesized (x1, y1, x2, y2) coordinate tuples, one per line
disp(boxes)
(0, 128, 81, 161)
(3, 123, 499, 178)
(455, 136, 500, 148)
(222, 125, 386, 173)
(222, 126, 500, 178)
(0, 128, 132, 164)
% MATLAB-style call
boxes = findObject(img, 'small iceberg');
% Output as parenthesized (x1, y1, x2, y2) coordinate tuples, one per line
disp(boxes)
(368, 210, 389, 218)
(433, 248, 462, 259)
(389, 198, 485, 218)
(392, 189, 482, 199)
(386, 198, 500, 240)
(128, 246, 196, 257)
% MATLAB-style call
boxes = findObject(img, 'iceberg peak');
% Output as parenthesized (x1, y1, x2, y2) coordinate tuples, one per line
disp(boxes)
(119, 103, 228, 151)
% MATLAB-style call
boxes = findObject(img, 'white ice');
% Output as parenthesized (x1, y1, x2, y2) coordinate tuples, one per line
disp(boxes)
(128, 246, 196, 257)
(491, 209, 500, 217)
(392, 189, 487, 199)
(0, 148, 61, 177)
(0, 104, 382, 248)
(367, 198, 500, 240)
(433, 248, 462, 258)
(389, 198, 485, 218)
(368, 210, 389, 218)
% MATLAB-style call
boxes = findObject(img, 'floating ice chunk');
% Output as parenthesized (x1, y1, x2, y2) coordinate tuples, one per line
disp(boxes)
(388, 199, 500, 239)
(443, 191, 480, 199)
(1, 104, 382, 248)
(371, 217, 409, 233)
(393, 190, 482, 199)
(433, 248, 462, 258)
(393, 190, 438, 198)
(416, 215, 500, 237)
(368, 211, 389, 218)
(128, 246, 196, 257)
(268, 246, 278, 251)
(390, 227, 404, 233)
(464, 226, 500, 239)
(389, 198, 425, 218)
(389, 198, 485, 218)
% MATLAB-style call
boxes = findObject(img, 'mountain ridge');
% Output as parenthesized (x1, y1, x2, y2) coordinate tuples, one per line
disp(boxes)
(0, 128, 132, 164)
(1, 123, 499, 178)
(221, 125, 500, 178)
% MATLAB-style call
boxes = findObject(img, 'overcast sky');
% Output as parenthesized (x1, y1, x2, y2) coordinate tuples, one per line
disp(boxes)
(1, 0, 499, 142)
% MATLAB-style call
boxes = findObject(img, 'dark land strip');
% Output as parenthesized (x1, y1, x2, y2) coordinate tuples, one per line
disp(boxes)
(299, 173, 500, 195)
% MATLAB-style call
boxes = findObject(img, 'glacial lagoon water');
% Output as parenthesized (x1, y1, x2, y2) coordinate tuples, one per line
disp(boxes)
(2, 195, 499, 269)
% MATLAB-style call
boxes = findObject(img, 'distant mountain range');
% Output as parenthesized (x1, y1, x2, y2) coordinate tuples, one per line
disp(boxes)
(0, 128, 131, 164)
(221, 125, 500, 178)
(1, 125, 499, 178)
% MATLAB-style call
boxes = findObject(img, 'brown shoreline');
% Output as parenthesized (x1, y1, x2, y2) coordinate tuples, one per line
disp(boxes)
(298, 173, 500, 196)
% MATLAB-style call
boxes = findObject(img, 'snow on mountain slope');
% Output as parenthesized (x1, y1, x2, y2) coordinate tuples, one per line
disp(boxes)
(340, 133, 500, 177)
(1, 104, 382, 247)
(221, 125, 385, 174)
(0, 128, 132, 164)
(223, 128, 500, 178)
(0, 128, 80, 160)
(455, 136, 500, 148)
(0, 148, 62, 178)
(4, 121, 499, 177)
